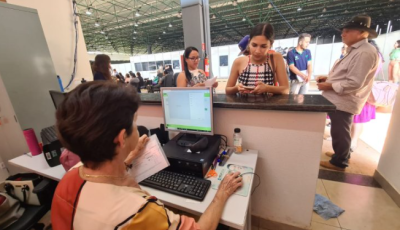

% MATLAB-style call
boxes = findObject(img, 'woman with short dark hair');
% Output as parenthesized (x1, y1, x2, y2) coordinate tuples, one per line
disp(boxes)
(51, 81, 242, 230)
(92, 54, 112, 81)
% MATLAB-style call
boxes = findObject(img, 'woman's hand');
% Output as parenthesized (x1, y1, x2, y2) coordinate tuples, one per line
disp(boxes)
(216, 171, 243, 199)
(125, 135, 149, 165)
(250, 81, 267, 94)
(194, 83, 206, 87)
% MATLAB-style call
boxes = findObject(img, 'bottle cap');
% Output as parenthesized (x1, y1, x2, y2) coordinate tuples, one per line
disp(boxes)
(234, 128, 241, 133)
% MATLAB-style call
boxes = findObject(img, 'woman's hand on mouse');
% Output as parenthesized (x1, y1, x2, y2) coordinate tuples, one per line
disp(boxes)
(216, 171, 243, 200)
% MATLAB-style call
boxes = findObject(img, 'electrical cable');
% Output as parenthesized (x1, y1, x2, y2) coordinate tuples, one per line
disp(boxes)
(240, 172, 261, 195)
(65, 0, 79, 89)
(267, 0, 299, 36)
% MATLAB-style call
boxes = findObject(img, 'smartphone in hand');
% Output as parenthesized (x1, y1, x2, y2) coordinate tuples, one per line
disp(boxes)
(242, 86, 255, 90)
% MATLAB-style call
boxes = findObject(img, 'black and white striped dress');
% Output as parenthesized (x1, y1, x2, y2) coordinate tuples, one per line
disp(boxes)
(238, 56, 274, 87)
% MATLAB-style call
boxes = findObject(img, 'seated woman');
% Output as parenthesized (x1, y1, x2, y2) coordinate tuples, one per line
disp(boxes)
(177, 47, 218, 88)
(225, 23, 289, 94)
(51, 81, 242, 230)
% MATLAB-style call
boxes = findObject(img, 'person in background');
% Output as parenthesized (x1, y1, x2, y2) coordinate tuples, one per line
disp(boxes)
(162, 68, 175, 87)
(93, 54, 113, 81)
(154, 69, 163, 85)
(117, 73, 125, 83)
(317, 15, 379, 171)
(125, 74, 130, 84)
(113, 69, 118, 76)
(350, 40, 384, 152)
(238, 35, 250, 56)
(52, 81, 243, 229)
(225, 23, 289, 95)
(177, 47, 218, 88)
(129, 71, 140, 92)
(287, 33, 313, 94)
(388, 40, 400, 83)
(136, 72, 144, 93)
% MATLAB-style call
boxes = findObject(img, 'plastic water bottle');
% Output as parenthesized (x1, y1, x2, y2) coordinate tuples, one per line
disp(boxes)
(233, 128, 243, 153)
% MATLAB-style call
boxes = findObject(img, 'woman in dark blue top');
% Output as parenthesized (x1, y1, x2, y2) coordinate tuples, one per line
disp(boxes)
(92, 54, 112, 81)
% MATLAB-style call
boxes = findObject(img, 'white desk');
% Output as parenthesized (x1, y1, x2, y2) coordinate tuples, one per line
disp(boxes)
(142, 149, 258, 230)
(9, 150, 258, 230)
(8, 153, 65, 182)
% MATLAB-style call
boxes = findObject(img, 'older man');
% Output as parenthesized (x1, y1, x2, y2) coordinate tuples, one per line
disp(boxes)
(317, 15, 379, 171)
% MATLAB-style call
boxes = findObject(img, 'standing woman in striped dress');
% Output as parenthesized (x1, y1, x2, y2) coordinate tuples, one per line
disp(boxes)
(225, 23, 289, 95)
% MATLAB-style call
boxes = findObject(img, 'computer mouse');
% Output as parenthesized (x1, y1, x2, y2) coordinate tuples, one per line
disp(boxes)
(189, 136, 209, 153)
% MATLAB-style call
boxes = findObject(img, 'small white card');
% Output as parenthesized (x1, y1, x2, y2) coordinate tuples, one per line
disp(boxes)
(129, 135, 170, 182)
(204, 77, 217, 87)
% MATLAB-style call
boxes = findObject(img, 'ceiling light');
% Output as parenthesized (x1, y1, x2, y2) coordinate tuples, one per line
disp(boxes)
(135, 21, 139, 27)
(133, 37, 136, 39)
(163, 31, 166, 34)
(100, 30, 105, 34)
(169, 23, 172, 27)
(159, 37, 161, 40)
(177, 11, 182, 18)
(212, 14, 216, 19)
(135, 10, 141, 17)
(232, 0, 237, 6)
(297, 7, 302, 11)
(322, 7, 326, 12)
(242, 17, 246, 21)
(86, 8, 92, 15)
(133, 30, 137, 34)
(105, 36, 108, 39)
(345, 10, 349, 13)
(225, 25, 228, 28)
(268, 3, 272, 9)
(95, 21, 100, 27)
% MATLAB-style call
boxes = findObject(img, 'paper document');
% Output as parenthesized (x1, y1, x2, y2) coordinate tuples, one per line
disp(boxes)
(296, 70, 308, 83)
(129, 135, 170, 182)
(211, 164, 254, 197)
(204, 77, 217, 87)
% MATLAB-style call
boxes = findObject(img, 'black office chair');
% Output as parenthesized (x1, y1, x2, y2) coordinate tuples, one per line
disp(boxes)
(4, 178, 57, 230)
(173, 72, 180, 87)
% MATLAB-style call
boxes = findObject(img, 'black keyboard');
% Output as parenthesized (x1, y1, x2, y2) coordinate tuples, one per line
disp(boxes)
(139, 170, 211, 201)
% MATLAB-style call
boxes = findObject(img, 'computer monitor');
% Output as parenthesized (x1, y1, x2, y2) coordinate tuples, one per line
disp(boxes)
(49, 90, 67, 109)
(161, 87, 214, 136)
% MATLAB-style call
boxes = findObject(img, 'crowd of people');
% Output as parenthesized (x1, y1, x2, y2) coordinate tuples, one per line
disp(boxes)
(52, 14, 397, 229)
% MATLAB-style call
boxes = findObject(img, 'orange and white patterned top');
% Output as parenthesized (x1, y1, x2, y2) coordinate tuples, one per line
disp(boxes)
(51, 168, 200, 230)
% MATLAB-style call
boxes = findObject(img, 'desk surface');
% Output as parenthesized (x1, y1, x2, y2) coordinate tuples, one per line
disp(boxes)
(8, 153, 65, 181)
(9, 150, 258, 230)
(142, 150, 258, 230)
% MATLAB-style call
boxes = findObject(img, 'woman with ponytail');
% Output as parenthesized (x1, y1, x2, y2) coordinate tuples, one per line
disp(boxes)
(177, 47, 218, 88)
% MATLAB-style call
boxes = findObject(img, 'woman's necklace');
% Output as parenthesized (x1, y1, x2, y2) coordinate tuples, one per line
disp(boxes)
(81, 167, 127, 180)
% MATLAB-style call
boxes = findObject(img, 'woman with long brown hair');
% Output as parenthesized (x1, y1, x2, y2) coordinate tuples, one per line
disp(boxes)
(93, 54, 112, 81)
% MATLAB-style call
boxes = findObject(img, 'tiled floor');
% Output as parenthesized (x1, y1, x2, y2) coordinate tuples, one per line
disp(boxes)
(249, 179, 400, 230)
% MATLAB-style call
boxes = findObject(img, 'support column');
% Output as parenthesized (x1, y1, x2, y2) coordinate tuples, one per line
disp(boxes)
(181, 0, 212, 76)
(147, 45, 152, 54)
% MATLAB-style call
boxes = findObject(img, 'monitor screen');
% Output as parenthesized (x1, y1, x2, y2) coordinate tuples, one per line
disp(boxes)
(49, 90, 66, 109)
(161, 87, 213, 135)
